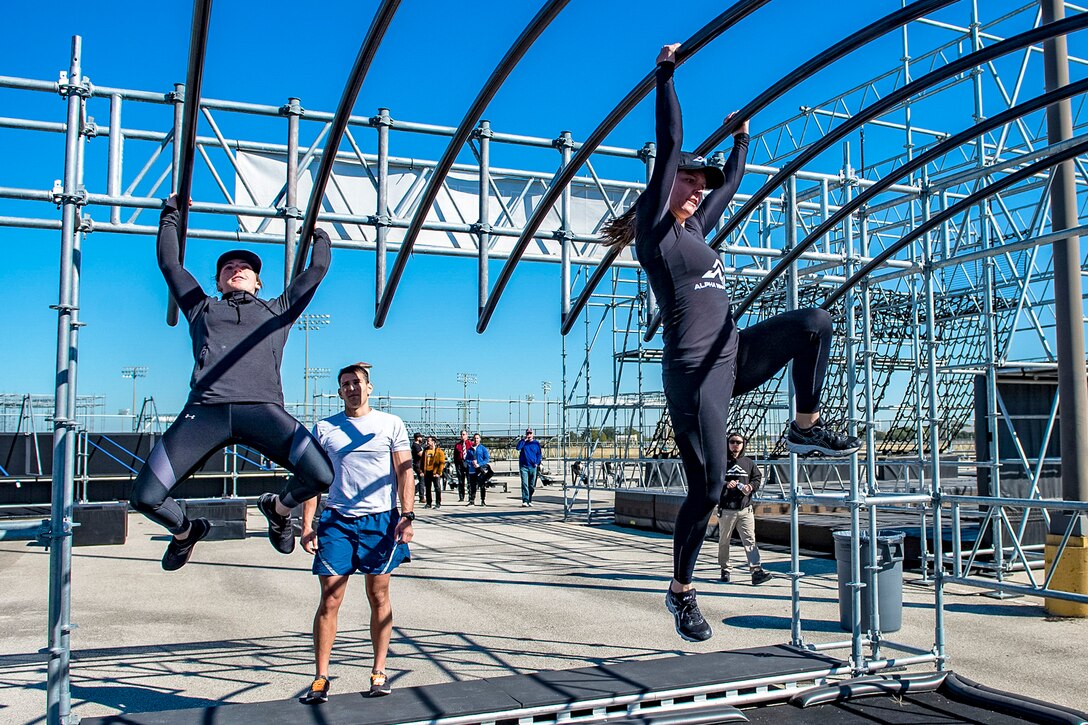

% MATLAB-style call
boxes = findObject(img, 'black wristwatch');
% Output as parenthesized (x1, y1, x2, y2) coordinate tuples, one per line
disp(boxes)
(401, 511, 415, 523)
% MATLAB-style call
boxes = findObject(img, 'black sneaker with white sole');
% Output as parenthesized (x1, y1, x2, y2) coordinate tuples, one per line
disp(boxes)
(161, 518, 211, 571)
(257, 493, 295, 554)
(665, 588, 713, 642)
(785, 421, 861, 457)
(751, 568, 773, 586)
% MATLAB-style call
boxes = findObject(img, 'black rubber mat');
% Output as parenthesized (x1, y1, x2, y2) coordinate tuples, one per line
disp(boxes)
(745, 690, 1068, 724)
(81, 645, 842, 725)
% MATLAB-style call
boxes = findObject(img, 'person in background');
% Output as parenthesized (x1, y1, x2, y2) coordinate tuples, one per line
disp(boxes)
(464, 433, 490, 506)
(410, 432, 425, 504)
(421, 435, 447, 510)
(717, 432, 771, 586)
(516, 427, 543, 507)
(453, 429, 471, 502)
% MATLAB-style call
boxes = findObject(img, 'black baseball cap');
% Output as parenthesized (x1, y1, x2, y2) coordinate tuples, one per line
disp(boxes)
(216, 249, 262, 277)
(677, 152, 725, 190)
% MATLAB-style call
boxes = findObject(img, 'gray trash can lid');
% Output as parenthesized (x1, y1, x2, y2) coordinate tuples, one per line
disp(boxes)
(832, 528, 906, 542)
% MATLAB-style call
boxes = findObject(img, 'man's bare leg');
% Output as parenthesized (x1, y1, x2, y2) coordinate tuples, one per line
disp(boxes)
(365, 573, 392, 673)
(314, 575, 349, 676)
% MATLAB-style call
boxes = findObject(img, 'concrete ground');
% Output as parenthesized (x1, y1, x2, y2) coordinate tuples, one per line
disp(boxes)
(2, 485, 1086, 724)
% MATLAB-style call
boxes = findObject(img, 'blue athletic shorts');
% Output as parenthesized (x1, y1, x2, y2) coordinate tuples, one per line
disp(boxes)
(312, 507, 411, 576)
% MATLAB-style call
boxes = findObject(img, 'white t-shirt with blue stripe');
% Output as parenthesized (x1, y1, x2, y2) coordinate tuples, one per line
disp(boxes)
(314, 409, 411, 516)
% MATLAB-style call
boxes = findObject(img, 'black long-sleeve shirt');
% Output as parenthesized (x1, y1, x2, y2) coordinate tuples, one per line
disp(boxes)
(157, 199, 331, 405)
(635, 61, 749, 373)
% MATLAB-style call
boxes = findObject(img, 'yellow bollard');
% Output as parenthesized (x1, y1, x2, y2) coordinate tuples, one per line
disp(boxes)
(1044, 534, 1088, 617)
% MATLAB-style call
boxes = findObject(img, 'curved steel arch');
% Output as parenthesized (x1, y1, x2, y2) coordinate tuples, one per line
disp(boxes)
(731, 76, 1088, 319)
(373, 0, 570, 329)
(558, 0, 960, 336)
(820, 136, 1088, 311)
(292, 0, 401, 279)
(474, 0, 773, 334)
(641, 10, 1088, 342)
(166, 0, 213, 327)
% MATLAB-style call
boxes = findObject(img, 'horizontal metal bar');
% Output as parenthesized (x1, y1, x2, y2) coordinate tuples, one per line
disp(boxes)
(944, 575, 1088, 604)
(863, 494, 934, 506)
(943, 495, 1088, 511)
(0, 519, 47, 532)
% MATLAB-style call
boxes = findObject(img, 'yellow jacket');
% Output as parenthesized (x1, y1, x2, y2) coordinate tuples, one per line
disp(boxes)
(422, 447, 447, 476)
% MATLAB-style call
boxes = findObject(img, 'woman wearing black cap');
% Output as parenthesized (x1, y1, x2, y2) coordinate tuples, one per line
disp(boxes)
(599, 44, 859, 642)
(129, 194, 336, 571)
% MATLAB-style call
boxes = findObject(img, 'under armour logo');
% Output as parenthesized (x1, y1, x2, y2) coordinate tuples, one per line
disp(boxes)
(184, 414, 196, 420)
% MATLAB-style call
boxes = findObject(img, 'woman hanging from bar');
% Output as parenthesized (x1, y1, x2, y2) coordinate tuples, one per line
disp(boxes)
(598, 44, 860, 642)
(130, 194, 336, 571)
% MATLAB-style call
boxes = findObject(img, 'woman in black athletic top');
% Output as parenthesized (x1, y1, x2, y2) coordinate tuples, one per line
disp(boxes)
(130, 194, 336, 571)
(600, 44, 859, 642)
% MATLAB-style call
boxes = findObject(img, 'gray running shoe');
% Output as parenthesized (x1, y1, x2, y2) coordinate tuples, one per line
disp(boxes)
(257, 493, 295, 554)
(299, 675, 330, 704)
(161, 518, 210, 571)
(785, 421, 861, 457)
(368, 670, 392, 697)
(665, 588, 713, 642)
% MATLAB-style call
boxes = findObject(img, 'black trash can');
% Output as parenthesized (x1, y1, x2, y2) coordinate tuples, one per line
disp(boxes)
(832, 529, 906, 633)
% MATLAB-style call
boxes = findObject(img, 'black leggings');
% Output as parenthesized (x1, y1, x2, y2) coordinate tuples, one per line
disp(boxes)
(666, 308, 832, 583)
(130, 402, 334, 534)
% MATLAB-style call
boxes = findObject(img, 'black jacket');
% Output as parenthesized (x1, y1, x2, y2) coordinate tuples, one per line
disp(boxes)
(157, 198, 330, 406)
(719, 454, 762, 510)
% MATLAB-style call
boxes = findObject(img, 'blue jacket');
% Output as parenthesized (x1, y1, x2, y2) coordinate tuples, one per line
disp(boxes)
(516, 438, 542, 468)
(465, 443, 490, 473)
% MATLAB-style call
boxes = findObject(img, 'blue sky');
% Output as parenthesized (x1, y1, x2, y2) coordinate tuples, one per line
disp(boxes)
(0, 1, 1065, 420)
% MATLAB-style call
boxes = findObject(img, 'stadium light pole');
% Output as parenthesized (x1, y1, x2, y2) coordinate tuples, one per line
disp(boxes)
(457, 372, 477, 430)
(305, 367, 330, 424)
(121, 366, 148, 431)
(542, 380, 551, 437)
(296, 314, 330, 425)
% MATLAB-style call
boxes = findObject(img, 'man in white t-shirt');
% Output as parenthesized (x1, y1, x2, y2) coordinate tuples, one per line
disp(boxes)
(298, 362, 415, 704)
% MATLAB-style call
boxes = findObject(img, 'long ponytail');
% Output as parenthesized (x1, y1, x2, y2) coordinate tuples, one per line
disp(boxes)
(597, 199, 640, 248)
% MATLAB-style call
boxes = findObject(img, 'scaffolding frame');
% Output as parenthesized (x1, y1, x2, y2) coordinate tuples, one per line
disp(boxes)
(1, 2, 1088, 723)
(557, 0, 1088, 694)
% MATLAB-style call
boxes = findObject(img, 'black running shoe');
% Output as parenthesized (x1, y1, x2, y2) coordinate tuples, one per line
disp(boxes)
(751, 568, 773, 586)
(299, 675, 330, 704)
(720, 569, 730, 583)
(161, 518, 211, 571)
(665, 588, 713, 642)
(257, 493, 295, 554)
(785, 421, 861, 457)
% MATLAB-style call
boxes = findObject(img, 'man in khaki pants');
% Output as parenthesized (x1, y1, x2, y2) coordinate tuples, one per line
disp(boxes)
(717, 433, 771, 585)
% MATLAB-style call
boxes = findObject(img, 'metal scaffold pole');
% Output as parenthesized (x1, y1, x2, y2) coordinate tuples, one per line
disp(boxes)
(47, 35, 88, 725)
(785, 175, 804, 649)
(283, 96, 302, 285)
(921, 177, 947, 666)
